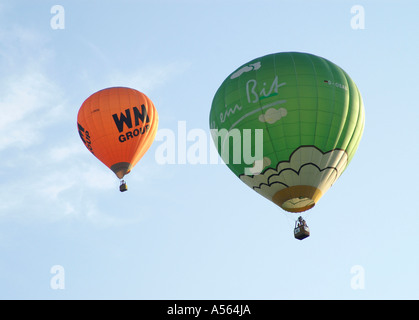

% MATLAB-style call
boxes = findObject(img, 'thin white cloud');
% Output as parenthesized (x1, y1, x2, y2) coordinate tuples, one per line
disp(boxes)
(0, 26, 125, 224)
(0, 137, 126, 224)
(49, 141, 86, 162)
(0, 73, 65, 150)
(108, 61, 192, 93)
(0, 26, 63, 151)
(0, 25, 173, 226)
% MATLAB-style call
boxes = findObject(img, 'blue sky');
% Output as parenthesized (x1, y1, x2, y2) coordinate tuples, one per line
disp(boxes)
(0, 0, 418, 299)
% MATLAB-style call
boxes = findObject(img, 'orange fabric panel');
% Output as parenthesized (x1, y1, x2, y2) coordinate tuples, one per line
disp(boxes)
(77, 87, 159, 178)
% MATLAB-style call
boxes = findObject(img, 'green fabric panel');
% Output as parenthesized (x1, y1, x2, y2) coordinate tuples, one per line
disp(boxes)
(209, 52, 365, 177)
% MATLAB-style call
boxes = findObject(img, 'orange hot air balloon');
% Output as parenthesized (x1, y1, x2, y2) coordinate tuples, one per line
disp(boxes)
(77, 87, 158, 191)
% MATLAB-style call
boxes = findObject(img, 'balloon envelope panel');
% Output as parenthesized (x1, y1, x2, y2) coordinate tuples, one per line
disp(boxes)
(77, 87, 159, 179)
(209, 52, 364, 212)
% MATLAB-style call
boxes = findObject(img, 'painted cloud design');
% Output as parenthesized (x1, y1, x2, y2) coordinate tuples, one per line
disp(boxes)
(258, 107, 287, 124)
(240, 146, 348, 201)
(245, 156, 272, 175)
(230, 62, 262, 79)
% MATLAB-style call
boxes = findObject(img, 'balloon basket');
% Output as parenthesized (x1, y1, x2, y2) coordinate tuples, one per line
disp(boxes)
(294, 226, 310, 240)
(119, 181, 128, 192)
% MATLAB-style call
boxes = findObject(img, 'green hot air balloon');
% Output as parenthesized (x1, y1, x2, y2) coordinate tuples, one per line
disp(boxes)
(209, 52, 365, 216)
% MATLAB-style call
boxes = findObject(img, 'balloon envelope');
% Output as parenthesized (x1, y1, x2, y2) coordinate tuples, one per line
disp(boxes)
(209, 52, 364, 212)
(77, 87, 158, 179)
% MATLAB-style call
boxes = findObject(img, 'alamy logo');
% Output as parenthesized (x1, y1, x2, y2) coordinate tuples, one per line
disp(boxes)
(350, 265, 365, 290)
(350, 5, 365, 30)
(50, 5, 65, 30)
(154, 121, 264, 175)
(50, 265, 65, 290)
